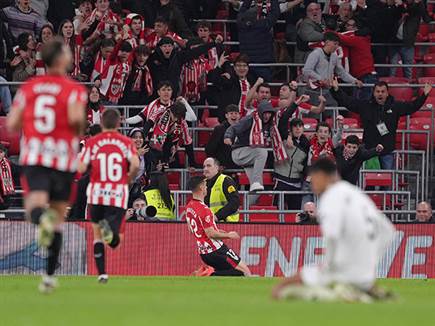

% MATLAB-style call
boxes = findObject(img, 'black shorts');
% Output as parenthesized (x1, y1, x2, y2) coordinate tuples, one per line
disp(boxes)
(200, 244, 241, 271)
(88, 204, 126, 235)
(21, 166, 75, 202)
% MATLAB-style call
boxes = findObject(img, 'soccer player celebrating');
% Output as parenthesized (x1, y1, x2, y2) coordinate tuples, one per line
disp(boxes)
(272, 158, 395, 302)
(78, 108, 139, 283)
(185, 176, 251, 277)
(7, 38, 88, 293)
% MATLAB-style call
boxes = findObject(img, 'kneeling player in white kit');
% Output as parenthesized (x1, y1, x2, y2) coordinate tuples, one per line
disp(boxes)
(273, 158, 395, 302)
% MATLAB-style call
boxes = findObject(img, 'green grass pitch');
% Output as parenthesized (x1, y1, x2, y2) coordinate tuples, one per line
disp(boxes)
(0, 277, 434, 326)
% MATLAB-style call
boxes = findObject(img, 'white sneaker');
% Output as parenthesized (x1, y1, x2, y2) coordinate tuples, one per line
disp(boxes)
(249, 182, 264, 192)
(38, 275, 58, 294)
(38, 209, 56, 248)
(98, 274, 109, 284)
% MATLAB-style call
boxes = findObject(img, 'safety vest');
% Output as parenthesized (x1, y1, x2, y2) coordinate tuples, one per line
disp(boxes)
(144, 189, 175, 220)
(209, 174, 239, 222)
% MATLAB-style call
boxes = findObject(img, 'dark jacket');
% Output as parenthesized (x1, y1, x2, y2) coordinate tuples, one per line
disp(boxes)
(204, 173, 240, 222)
(365, 0, 402, 42)
(237, 0, 280, 63)
(119, 64, 153, 107)
(148, 42, 216, 97)
(334, 145, 379, 185)
(205, 121, 239, 169)
(331, 88, 428, 153)
(150, 0, 192, 38)
(207, 65, 256, 121)
(394, 2, 431, 47)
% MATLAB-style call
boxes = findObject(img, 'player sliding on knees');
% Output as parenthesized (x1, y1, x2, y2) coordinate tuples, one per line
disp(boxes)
(272, 158, 395, 303)
(78, 108, 139, 283)
(7, 38, 88, 293)
(186, 176, 251, 276)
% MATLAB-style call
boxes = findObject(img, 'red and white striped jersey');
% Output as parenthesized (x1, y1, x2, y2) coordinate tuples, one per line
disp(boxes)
(80, 131, 137, 209)
(185, 199, 223, 255)
(14, 75, 87, 172)
(99, 58, 131, 104)
(35, 43, 45, 76)
(139, 98, 173, 123)
(180, 57, 212, 103)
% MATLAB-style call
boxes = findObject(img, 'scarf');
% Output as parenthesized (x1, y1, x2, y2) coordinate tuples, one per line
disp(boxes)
(238, 79, 250, 117)
(249, 111, 288, 162)
(257, 0, 271, 18)
(91, 51, 107, 81)
(181, 58, 210, 103)
(149, 110, 192, 151)
(100, 59, 131, 104)
(132, 64, 153, 94)
(0, 158, 14, 196)
(88, 9, 120, 37)
(308, 136, 335, 166)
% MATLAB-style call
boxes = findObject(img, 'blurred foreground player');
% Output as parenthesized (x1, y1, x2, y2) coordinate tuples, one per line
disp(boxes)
(78, 109, 139, 283)
(186, 176, 251, 276)
(272, 158, 395, 302)
(7, 38, 88, 293)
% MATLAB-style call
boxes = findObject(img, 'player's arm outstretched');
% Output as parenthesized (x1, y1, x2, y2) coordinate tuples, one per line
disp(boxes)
(204, 227, 240, 240)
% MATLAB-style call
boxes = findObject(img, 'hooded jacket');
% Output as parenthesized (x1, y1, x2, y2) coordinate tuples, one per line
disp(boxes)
(331, 87, 428, 153)
(224, 101, 276, 149)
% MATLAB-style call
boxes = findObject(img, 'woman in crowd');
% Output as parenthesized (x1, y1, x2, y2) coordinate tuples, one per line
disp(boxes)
(35, 24, 55, 75)
(86, 85, 105, 124)
(58, 19, 84, 79)
(143, 171, 175, 220)
(11, 32, 36, 87)
(128, 128, 152, 206)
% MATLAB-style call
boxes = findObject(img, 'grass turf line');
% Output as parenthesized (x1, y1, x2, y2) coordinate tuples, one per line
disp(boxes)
(0, 277, 434, 326)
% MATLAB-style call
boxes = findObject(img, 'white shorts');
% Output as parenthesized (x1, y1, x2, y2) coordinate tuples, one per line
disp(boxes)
(301, 265, 373, 291)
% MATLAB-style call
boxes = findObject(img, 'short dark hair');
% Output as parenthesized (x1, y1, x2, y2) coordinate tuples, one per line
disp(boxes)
(188, 175, 206, 191)
(374, 81, 389, 90)
(170, 101, 187, 120)
(155, 16, 168, 25)
(196, 21, 211, 31)
(257, 83, 271, 92)
(119, 41, 133, 53)
(41, 37, 66, 68)
(89, 124, 102, 136)
(310, 157, 338, 176)
(134, 45, 151, 57)
(345, 135, 360, 145)
(101, 38, 115, 49)
(225, 104, 239, 113)
(290, 118, 304, 128)
(316, 121, 331, 133)
(101, 108, 121, 129)
(157, 80, 173, 90)
(234, 53, 250, 65)
(324, 31, 340, 43)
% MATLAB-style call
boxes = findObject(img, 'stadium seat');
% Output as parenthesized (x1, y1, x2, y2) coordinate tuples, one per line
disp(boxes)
(237, 172, 250, 186)
(237, 172, 274, 186)
(379, 77, 413, 101)
(419, 23, 431, 38)
(326, 117, 359, 130)
(204, 117, 219, 128)
(194, 151, 207, 164)
(198, 130, 212, 146)
(409, 117, 434, 150)
(364, 172, 393, 187)
(0, 117, 20, 156)
(256, 194, 274, 206)
(412, 99, 434, 118)
(167, 172, 181, 185)
(369, 194, 392, 209)
(169, 184, 179, 191)
(283, 213, 297, 223)
(248, 206, 279, 222)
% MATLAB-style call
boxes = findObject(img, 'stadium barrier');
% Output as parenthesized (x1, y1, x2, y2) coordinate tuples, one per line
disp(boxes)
(1, 220, 435, 278)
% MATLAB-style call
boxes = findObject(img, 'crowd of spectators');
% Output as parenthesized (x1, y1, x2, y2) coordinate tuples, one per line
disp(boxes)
(0, 0, 433, 221)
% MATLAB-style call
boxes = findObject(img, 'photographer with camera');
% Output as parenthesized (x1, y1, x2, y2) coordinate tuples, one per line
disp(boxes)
(295, 201, 317, 224)
(126, 197, 158, 221)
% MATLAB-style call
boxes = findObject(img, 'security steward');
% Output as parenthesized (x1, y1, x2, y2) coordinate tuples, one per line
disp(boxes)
(203, 157, 240, 222)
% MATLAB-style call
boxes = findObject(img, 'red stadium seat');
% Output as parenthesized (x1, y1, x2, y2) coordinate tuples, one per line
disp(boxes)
(419, 23, 431, 38)
(198, 130, 212, 146)
(257, 194, 273, 206)
(364, 172, 393, 187)
(204, 117, 219, 128)
(248, 206, 279, 222)
(412, 98, 435, 118)
(369, 194, 392, 209)
(194, 151, 207, 164)
(169, 184, 179, 191)
(263, 172, 274, 186)
(409, 118, 434, 150)
(0, 117, 20, 156)
(237, 172, 273, 186)
(379, 77, 413, 101)
(325, 117, 359, 130)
